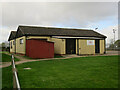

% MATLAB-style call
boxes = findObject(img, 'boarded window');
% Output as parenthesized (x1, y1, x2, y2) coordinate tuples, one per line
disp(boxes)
(20, 39, 23, 44)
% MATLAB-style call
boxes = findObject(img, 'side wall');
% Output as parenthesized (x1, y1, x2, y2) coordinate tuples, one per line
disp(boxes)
(16, 36, 26, 54)
(51, 38, 66, 54)
(15, 36, 105, 55)
(76, 39, 105, 55)
(100, 39, 105, 54)
(76, 39, 78, 54)
(79, 39, 95, 54)
(10, 39, 15, 53)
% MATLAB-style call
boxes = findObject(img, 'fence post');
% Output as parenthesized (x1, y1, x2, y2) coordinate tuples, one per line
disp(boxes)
(11, 54, 21, 90)
(12, 54, 16, 89)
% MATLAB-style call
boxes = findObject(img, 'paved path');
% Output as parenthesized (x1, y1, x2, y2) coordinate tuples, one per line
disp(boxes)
(106, 51, 119, 55)
(0, 51, 119, 68)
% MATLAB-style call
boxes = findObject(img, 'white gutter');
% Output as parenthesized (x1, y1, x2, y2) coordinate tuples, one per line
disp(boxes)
(52, 36, 103, 39)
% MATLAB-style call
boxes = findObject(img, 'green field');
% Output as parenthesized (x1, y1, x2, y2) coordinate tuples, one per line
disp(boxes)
(2, 55, 118, 88)
(1, 52, 20, 62)
(2, 66, 12, 88)
(54, 55, 63, 58)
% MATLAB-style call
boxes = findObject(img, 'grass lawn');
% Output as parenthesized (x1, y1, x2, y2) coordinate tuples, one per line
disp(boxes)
(1, 52, 20, 62)
(54, 55, 63, 58)
(2, 55, 118, 88)
(2, 66, 12, 88)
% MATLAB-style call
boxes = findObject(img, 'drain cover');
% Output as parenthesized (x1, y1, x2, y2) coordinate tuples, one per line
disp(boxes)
(24, 68, 31, 70)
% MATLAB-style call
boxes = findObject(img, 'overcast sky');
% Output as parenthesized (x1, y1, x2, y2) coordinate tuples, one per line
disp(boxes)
(0, 1, 119, 44)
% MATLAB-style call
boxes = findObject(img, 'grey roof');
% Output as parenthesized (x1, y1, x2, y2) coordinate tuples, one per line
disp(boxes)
(15, 25, 106, 39)
(8, 31, 17, 41)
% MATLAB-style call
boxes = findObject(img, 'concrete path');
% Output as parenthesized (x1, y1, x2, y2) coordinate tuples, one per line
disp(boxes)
(62, 51, 119, 58)
(106, 51, 119, 55)
(0, 51, 119, 68)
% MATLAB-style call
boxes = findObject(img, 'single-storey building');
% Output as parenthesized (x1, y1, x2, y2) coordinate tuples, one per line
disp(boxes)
(8, 25, 107, 58)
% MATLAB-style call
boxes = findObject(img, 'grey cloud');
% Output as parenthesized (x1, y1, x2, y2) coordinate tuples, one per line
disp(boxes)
(0, 2, 118, 43)
(2, 2, 117, 28)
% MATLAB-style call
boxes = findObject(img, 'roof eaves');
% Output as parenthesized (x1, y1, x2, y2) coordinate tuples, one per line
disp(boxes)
(8, 31, 17, 41)
(91, 30, 107, 38)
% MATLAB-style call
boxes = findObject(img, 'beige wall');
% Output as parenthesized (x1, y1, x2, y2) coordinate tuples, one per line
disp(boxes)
(16, 36, 26, 54)
(51, 38, 66, 54)
(10, 39, 15, 53)
(100, 39, 105, 54)
(76, 39, 78, 54)
(77, 39, 105, 55)
(78, 39, 95, 54)
(13, 35, 105, 55)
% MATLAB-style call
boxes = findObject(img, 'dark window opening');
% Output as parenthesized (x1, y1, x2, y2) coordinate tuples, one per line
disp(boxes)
(13, 40, 15, 45)
(20, 39, 23, 44)
(66, 39, 76, 54)
(95, 39, 100, 53)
